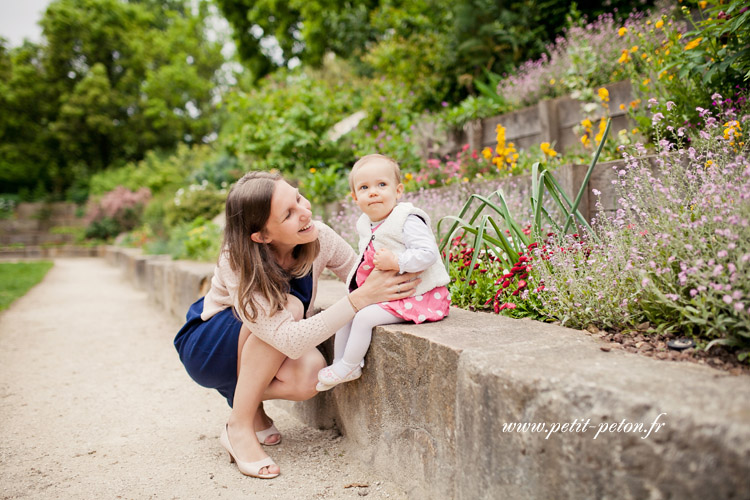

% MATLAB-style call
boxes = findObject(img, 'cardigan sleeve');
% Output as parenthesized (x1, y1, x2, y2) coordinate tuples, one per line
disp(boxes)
(316, 222, 358, 281)
(229, 221, 358, 359)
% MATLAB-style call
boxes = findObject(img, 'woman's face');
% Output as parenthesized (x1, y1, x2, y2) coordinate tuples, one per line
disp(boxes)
(254, 180, 318, 253)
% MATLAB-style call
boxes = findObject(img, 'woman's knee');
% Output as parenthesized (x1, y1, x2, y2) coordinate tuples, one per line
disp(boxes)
(280, 349, 325, 400)
(285, 294, 304, 321)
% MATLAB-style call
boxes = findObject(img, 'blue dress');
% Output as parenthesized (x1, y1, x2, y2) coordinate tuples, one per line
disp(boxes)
(174, 272, 313, 407)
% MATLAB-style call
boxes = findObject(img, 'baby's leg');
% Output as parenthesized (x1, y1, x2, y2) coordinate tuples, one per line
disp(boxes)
(318, 305, 404, 388)
(342, 305, 404, 367)
(333, 321, 353, 364)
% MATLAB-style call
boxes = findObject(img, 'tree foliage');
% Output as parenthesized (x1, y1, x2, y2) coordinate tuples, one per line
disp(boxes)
(0, 0, 226, 197)
(216, 0, 654, 106)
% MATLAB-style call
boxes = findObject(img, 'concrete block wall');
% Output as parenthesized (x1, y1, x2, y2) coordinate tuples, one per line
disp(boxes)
(106, 247, 750, 500)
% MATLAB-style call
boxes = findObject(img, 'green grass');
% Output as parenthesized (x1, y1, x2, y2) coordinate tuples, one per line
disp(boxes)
(0, 261, 54, 311)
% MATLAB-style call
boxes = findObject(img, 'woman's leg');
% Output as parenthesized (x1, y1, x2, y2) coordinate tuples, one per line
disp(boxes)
(227, 333, 285, 475)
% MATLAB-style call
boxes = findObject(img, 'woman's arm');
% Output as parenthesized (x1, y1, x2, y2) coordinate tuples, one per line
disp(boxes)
(316, 222, 358, 281)
(237, 269, 419, 359)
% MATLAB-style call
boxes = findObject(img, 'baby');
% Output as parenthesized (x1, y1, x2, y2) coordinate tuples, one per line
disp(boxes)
(317, 154, 451, 390)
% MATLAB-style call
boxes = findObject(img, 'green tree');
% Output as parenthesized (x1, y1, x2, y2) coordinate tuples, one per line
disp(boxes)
(216, 0, 654, 106)
(0, 40, 59, 193)
(0, 0, 226, 197)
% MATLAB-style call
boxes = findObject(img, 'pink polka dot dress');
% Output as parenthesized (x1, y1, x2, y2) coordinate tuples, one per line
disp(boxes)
(355, 239, 450, 324)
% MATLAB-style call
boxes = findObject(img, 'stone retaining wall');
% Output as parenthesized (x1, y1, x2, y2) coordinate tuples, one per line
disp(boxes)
(0, 245, 105, 259)
(106, 246, 750, 500)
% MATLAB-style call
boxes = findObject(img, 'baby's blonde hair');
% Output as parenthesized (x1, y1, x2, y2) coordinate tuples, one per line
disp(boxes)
(349, 154, 401, 192)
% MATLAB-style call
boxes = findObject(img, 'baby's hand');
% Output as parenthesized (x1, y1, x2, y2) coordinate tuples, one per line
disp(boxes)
(373, 248, 399, 271)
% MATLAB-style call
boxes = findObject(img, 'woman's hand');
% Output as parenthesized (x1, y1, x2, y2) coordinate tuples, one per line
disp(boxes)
(350, 268, 421, 309)
(373, 248, 399, 271)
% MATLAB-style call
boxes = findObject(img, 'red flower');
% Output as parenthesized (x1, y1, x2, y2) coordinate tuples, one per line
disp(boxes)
(512, 290, 520, 296)
(469, 280, 477, 286)
(517, 280, 527, 289)
(502, 280, 510, 288)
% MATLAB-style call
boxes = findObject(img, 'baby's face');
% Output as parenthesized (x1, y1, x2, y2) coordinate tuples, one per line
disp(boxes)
(351, 160, 404, 222)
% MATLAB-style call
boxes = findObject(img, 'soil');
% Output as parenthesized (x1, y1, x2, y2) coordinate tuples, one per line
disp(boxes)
(581, 323, 750, 376)
(0, 258, 408, 500)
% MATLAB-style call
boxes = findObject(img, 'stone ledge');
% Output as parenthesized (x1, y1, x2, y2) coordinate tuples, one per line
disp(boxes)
(105, 246, 750, 500)
(0, 245, 105, 259)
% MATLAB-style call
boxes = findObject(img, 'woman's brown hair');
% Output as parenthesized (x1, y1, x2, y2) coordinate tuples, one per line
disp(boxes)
(222, 171, 320, 320)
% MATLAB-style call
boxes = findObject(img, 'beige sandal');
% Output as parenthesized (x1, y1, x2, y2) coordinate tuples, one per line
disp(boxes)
(256, 423, 281, 446)
(220, 425, 279, 479)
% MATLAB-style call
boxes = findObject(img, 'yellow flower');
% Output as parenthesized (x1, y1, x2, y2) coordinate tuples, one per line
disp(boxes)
(619, 103, 626, 111)
(632, 128, 639, 134)
(540, 142, 558, 157)
(655, 19, 664, 29)
(482, 147, 493, 160)
(581, 118, 593, 129)
(309, 167, 316, 173)
(549, 78, 556, 85)
(630, 45, 639, 53)
(684, 37, 703, 51)
(598, 87, 610, 102)
(630, 99, 640, 109)
(641, 53, 648, 59)
(618, 27, 628, 36)
(581, 135, 590, 147)
(618, 50, 631, 64)
(705, 159, 713, 168)
(405, 172, 414, 181)
(698, 1, 707, 8)
(643, 78, 651, 86)
(462, 177, 469, 183)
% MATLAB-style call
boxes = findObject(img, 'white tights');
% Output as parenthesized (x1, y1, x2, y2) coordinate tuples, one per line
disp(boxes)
(331, 304, 404, 376)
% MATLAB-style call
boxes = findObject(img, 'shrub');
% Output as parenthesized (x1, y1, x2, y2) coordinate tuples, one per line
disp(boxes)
(84, 186, 151, 240)
(536, 93, 750, 360)
(145, 217, 222, 262)
(88, 144, 214, 197)
(163, 180, 226, 230)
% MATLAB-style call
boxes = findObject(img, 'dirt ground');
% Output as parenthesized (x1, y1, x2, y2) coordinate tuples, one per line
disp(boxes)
(0, 258, 408, 500)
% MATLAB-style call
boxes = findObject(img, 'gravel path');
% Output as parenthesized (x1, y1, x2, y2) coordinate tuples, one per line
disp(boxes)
(0, 258, 408, 500)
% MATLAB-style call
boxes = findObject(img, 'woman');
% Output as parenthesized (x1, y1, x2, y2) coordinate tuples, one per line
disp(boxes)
(174, 171, 420, 479)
